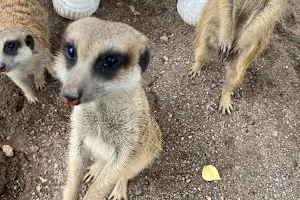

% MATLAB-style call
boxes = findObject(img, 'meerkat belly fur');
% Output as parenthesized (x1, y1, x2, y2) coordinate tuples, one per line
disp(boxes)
(189, 0, 287, 114)
(55, 17, 162, 200)
(0, 0, 55, 103)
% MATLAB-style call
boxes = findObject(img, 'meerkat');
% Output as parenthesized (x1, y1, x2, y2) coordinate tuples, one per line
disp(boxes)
(0, 0, 55, 103)
(189, 0, 287, 114)
(55, 17, 162, 200)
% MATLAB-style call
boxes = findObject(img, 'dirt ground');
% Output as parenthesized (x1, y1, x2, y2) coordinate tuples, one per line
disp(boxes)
(0, 0, 299, 199)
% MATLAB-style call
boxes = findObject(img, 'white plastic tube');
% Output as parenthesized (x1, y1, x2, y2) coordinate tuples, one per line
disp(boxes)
(177, 0, 207, 26)
(53, 0, 100, 20)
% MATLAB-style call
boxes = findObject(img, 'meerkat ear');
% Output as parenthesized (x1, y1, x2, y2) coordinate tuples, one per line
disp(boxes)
(25, 34, 34, 50)
(139, 47, 150, 73)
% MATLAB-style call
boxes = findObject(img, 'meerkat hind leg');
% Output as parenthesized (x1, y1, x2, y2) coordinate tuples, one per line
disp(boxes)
(189, 54, 207, 78)
(189, 38, 210, 78)
(108, 178, 128, 200)
(108, 154, 153, 200)
(190, 24, 218, 79)
(219, 52, 250, 114)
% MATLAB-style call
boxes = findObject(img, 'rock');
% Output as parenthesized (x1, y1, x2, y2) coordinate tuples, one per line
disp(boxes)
(160, 35, 168, 43)
(129, 6, 141, 15)
(36, 185, 42, 193)
(272, 131, 278, 137)
(2, 145, 13, 157)
(162, 55, 169, 61)
(135, 188, 142, 196)
(13, 185, 18, 191)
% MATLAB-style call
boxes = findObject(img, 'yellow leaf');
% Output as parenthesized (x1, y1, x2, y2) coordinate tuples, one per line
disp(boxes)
(39, 176, 48, 183)
(202, 165, 221, 181)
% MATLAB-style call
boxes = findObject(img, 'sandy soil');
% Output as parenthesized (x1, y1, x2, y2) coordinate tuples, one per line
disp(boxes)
(0, 0, 299, 199)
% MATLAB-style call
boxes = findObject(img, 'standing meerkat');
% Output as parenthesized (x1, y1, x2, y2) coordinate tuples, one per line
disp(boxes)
(0, 0, 55, 103)
(55, 17, 162, 200)
(189, 0, 287, 114)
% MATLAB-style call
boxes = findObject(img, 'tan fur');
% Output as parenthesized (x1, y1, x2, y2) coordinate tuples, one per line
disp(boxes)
(190, 0, 287, 114)
(0, 0, 55, 102)
(55, 17, 162, 200)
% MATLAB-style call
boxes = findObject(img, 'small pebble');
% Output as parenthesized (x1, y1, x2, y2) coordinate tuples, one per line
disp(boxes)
(13, 185, 18, 191)
(2, 145, 14, 157)
(36, 185, 42, 193)
(160, 35, 168, 43)
(135, 189, 142, 196)
(129, 5, 141, 15)
(272, 131, 278, 137)
(162, 55, 169, 61)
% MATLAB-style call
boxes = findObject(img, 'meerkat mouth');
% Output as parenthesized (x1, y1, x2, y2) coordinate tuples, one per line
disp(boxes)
(63, 97, 80, 106)
(0, 67, 6, 72)
(0, 63, 6, 72)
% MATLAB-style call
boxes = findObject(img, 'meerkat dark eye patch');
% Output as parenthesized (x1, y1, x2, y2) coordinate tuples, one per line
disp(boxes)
(139, 48, 150, 73)
(25, 35, 34, 50)
(93, 52, 129, 79)
(3, 40, 20, 55)
(64, 43, 77, 67)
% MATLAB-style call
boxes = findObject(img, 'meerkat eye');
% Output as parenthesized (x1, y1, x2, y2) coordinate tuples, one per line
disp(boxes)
(103, 55, 120, 69)
(64, 43, 77, 66)
(93, 52, 129, 78)
(4, 40, 19, 55)
(8, 42, 16, 50)
(65, 45, 76, 60)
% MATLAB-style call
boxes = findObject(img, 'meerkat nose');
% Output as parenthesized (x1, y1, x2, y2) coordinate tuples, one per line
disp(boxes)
(62, 93, 81, 106)
(0, 63, 6, 72)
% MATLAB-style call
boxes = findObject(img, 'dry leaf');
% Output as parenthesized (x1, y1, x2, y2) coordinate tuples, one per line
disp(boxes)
(39, 176, 48, 183)
(2, 145, 14, 157)
(202, 165, 221, 181)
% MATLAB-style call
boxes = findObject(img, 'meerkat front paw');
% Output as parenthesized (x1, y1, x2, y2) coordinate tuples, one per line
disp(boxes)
(189, 62, 202, 78)
(108, 179, 128, 200)
(219, 93, 233, 115)
(225, 45, 240, 62)
(218, 38, 234, 61)
(25, 93, 39, 103)
(219, 38, 232, 53)
(83, 161, 102, 183)
(35, 80, 46, 91)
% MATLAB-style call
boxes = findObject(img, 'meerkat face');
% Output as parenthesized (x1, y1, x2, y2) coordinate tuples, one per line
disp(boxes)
(0, 28, 34, 73)
(55, 17, 150, 106)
